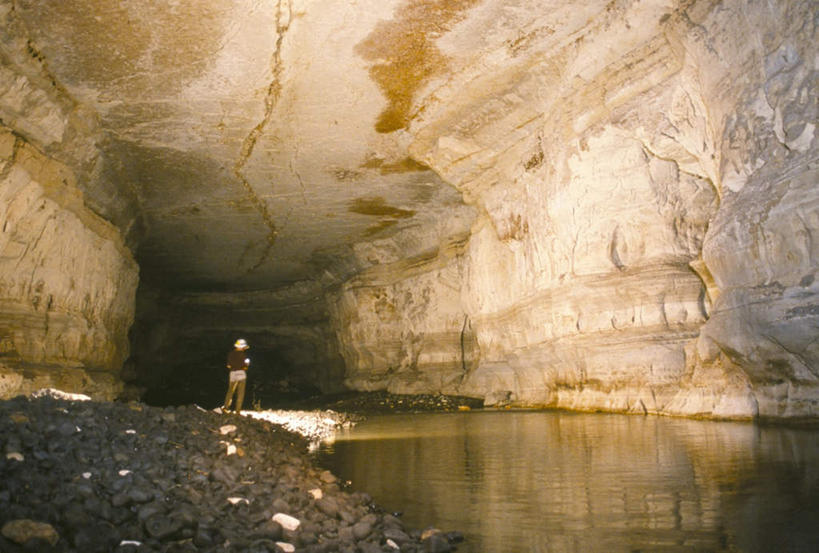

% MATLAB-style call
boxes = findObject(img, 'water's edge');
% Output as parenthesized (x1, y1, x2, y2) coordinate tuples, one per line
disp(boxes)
(317, 410, 819, 553)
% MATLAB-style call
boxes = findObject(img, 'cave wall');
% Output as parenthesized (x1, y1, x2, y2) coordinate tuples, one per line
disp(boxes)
(0, 127, 138, 399)
(0, 3, 139, 400)
(329, 0, 818, 418)
(329, 234, 479, 394)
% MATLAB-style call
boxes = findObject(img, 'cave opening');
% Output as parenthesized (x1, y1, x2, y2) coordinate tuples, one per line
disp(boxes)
(126, 281, 340, 409)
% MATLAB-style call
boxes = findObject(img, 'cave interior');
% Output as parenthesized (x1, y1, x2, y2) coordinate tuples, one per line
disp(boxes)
(0, 0, 817, 418)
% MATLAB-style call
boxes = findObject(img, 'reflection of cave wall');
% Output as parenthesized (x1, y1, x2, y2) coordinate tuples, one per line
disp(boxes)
(128, 284, 346, 407)
(325, 413, 818, 552)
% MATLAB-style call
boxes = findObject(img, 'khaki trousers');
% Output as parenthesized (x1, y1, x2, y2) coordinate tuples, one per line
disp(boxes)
(223, 378, 246, 412)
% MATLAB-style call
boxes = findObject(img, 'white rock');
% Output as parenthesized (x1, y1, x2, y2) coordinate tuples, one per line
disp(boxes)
(275, 542, 295, 553)
(219, 424, 237, 435)
(227, 497, 250, 505)
(118, 470, 132, 476)
(82, 472, 92, 479)
(30, 388, 91, 401)
(6, 452, 23, 462)
(308, 488, 323, 500)
(387, 538, 399, 549)
(272, 513, 300, 531)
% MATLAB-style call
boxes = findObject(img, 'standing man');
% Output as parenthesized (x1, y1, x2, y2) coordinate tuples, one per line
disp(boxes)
(223, 338, 250, 413)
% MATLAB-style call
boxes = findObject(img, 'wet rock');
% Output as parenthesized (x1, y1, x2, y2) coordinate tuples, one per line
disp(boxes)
(359, 542, 383, 553)
(352, 520, 373, 540)
(316, 496, 340, 518)
(144, 514, 182, 540)
(1, 519, 59, 546)
(384, 527, 411, 543)
(62, 503, 92, 527)
(57, 421, 79, 437)
(319, 470, 337, 484)
(252, 520, 283, 541)
(0, 396, 451, 553)
(193, 526, 216, 547)
(339, 508, 358, 525)
(137, 502, 166, 522)
(111, 492, 130, 507)
(272, 498, 291, 512)
(72, 522, 120, 552)
(338, 525, 355, 543)
(421, 528, 457, 553)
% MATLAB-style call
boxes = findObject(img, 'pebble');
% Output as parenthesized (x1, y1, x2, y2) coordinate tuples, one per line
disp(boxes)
(1, 518, 59, 546)
(9, 413, 28, 423)
(316, 496, 340, 518)
(353, 520, 373, 540)
(219, 424, 237, 435)
(272, 512, 301, 531)
(385, 527, 412, 543)
(0, 393, 464, 553)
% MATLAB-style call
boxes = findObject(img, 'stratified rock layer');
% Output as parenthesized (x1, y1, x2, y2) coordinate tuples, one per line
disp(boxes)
(330, 0, 818, 419)
(0, 128, 138, 400)
(0, 0, 815, 419)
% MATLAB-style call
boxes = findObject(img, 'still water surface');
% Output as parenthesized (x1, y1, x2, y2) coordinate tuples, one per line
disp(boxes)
(317, 411, 819, 553)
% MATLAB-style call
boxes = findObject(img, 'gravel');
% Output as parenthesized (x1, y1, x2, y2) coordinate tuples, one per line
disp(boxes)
(0, 392, 463, 552)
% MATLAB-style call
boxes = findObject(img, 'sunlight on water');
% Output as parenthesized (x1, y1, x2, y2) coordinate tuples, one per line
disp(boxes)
(318, 411, 819, 553)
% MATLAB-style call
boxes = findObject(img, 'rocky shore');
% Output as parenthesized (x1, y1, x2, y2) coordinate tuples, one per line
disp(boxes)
(277, 392, 484, 416)
(0, 393, 463, 552)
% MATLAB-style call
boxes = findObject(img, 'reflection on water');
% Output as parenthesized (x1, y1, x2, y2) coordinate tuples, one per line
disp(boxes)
(317, 411, 819, 553)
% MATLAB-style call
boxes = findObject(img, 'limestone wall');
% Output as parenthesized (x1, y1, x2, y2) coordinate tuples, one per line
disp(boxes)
(0, 128, 138, 399)
(329, 236, 479, 395)
(329, 0, 818, 418)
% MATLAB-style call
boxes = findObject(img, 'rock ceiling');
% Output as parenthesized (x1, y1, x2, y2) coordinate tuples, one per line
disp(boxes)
(11, 0, 511, 292)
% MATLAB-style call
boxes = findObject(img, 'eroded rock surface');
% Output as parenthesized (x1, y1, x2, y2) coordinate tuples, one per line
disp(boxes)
(0, 129, 137, 400)
(331, 0, 819, 418)
(0, 0, 815, 418)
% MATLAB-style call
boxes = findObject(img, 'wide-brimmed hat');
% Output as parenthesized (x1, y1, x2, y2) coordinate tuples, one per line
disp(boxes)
(234, 338, 249, 350)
